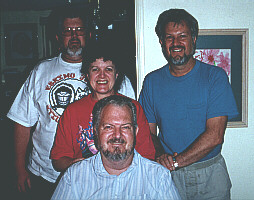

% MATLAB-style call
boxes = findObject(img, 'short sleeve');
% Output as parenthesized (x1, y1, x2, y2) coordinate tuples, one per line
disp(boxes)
(7, 70, 39, 127)
(207, 68, 239, 120)
(138, 75, 157, 123)
(118, 75, 136, 100)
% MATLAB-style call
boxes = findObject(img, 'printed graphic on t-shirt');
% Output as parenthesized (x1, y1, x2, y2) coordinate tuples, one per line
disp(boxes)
(77, 113, 98, 158)
(46, 73, 90, 122)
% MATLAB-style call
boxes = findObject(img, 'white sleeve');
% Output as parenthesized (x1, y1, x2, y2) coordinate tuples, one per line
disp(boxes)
(7, 70, 39, 127)
(118, 75, 136, 100)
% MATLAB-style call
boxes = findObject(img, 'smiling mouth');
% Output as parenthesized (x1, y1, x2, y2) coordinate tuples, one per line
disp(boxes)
(170, 45, 185, 53)
(97, 80, 108, 84)
(172, 48, 183, 52)
(111, 143, 123, 146)
(108, 138, 126, 145)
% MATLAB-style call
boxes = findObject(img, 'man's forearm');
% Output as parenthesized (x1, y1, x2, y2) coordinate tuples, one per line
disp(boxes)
(151, 134, 165, 159)
(148, 123, 165, 159)
(176, 130, 220, 167)
(175, 116, 227, 168)
(14, 123, 31, 173)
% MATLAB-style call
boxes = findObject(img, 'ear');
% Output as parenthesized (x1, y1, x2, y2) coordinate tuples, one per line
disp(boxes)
(159, 39, 163, 45)
(135, 126, 139, 136)
(85, 31, 92, 41)
(116, 72, 119, 79)
(86, 73, 90, 81)
(56, 34, 59, 42)
(193, 36, 197, 45)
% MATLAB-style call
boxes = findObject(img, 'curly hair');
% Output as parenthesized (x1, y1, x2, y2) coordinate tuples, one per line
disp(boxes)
(47, 4, 91, 41)
(155, 9, 199, 42)
(81, 41, 124, 92)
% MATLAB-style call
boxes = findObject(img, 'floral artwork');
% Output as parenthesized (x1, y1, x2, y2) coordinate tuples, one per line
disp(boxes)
(194, 49, 231, 82)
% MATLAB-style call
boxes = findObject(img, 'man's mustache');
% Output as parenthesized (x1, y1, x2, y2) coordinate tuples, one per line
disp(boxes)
(108, 138, 126, 144)
(169, 45, 185, 51)
(68, 38, 81, 44)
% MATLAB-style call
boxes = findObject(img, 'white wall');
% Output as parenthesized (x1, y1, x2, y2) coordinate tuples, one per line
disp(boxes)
(136, 0, 254, 199)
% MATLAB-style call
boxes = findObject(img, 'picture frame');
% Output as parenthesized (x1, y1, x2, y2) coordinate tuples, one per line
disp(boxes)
(196, 29, 248, 128)
(4, 23, 38, 66)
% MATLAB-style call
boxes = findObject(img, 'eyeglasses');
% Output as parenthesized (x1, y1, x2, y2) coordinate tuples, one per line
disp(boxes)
(61, 27, 86, 36)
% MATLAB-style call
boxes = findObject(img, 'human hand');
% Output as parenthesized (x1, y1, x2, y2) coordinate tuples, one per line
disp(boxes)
(16, 168, 31, 193)
(71, 157, 85, 165)
(156, 152, 178, 171)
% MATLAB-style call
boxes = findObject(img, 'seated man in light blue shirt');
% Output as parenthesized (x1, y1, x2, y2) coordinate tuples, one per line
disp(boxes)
(51, 95, 180, 200)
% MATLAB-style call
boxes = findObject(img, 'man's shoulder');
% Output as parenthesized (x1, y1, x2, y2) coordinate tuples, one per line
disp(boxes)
(136, 153, 170, 174)
(197, 60, 228, 76)
(69, 154, 96, 172)
(37, 56, 59, 66)
(146, 65, 168, 78)
(31, 56, 59, 73)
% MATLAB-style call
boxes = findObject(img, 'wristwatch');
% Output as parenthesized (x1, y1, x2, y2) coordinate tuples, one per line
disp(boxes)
(172, 157, 179, 168)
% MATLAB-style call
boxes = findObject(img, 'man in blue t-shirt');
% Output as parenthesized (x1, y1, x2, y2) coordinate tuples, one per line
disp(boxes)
(139, 9, 238, 200)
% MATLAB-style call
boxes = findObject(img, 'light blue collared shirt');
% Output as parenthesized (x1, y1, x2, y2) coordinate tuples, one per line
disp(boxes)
(52, 150, 180, 200)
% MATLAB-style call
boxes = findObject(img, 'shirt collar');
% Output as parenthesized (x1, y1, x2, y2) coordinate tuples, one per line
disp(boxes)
(58, 53, 82, 67)
(94, 150, 138, 178)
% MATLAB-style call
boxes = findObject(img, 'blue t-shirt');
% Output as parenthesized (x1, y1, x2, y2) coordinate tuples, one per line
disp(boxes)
(139, 60, 238, 162)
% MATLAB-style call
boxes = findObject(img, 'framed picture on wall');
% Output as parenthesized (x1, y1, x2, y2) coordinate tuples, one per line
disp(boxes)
(4, 23, 38, 66)
(195, 29, 248, 128)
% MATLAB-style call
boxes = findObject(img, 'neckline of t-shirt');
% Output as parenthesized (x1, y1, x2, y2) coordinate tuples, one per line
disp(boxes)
(58, 53, 82, 68)
(89, 93, 120, 103)
(166, 59, 200, 80)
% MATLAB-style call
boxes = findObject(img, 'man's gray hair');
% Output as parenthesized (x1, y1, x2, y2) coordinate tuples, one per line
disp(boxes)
(92, 95, 138, 148)
(155, 9, 199, 43)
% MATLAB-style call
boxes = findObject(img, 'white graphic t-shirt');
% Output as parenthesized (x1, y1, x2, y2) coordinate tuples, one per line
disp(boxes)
(7, 54, 135, 182)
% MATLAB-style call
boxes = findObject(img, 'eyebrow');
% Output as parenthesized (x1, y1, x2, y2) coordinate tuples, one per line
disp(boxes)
(102, 123, 133, 126)
(165, 31, 189, 35)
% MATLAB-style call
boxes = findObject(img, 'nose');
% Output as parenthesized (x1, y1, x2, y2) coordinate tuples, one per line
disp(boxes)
(172, 37, 180, 46)
(113, 126, 122, 139)
(98, 69, 105, 78)
(71, 28, 78, 38)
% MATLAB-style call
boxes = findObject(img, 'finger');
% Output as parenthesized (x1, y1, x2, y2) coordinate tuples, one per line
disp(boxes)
(27, 177, 32, 189)
(164, 155, 174, 169)
(156, 155, 167, 167)
(159, 155, 172, 170)
(19, 183, 26, 193)
(155, 154, 164, 163)
(72, 158, 85, 165)
(17, 185, 22, 193)
(75, 158, 85, 162)
(159, 159, 170, 170)
(167, 155, 176, 170)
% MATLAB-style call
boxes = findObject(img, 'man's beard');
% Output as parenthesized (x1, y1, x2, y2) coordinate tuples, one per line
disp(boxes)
(170, 53, 192, 65)
(99, 137, 135, 162)
(67, 47, 82, 57)
(165, 41, 196, 66)
(64, 38, 83, 57)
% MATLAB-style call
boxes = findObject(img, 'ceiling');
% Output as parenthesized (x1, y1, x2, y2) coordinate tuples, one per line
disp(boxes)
(0, 0, 89, 11)
(0, 0, 132, 11)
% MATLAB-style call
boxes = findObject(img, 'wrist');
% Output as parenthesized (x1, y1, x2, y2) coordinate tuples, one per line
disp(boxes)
(172, 156, 179, 169)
